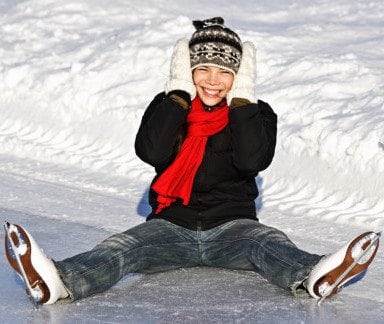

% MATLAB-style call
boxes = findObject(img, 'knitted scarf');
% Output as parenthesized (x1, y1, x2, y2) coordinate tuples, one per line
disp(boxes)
(152, 97, 229, 214)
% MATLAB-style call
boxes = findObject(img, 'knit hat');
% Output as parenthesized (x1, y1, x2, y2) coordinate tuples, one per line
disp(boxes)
(189, 17, 242, 74)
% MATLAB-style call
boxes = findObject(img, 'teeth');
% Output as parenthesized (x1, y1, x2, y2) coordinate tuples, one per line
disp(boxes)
(204, 88, 220, 95)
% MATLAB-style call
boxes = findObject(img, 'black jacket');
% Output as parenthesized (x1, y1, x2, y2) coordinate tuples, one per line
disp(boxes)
(135, 92, 277, 230)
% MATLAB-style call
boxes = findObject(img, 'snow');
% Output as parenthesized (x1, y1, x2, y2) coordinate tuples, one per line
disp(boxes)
(0, 0, 383, 322)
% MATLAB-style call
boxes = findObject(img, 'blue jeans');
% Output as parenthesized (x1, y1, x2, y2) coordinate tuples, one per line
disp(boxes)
(55, 219, 321, 301)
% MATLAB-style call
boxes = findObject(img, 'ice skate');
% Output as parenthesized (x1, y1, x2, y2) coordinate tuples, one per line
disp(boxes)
(307, 231, 380, 303)
(4, 221, 69, 307)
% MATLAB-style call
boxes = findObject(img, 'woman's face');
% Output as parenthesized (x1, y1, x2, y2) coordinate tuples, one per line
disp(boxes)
(193, 66, 234, 106)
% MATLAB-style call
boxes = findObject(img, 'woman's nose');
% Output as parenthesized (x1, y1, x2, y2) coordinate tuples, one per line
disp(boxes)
(206, 71, 219, 84)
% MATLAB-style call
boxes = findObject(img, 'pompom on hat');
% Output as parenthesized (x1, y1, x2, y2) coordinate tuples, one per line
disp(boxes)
(189, 17, 242, 74)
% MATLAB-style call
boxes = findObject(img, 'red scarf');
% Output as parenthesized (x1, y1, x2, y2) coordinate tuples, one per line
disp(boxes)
(152, 97, 229, 214)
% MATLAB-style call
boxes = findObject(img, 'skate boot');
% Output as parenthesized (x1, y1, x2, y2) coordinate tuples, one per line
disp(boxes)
(307, 231, 380, 303)
(4, 221, 69, 306)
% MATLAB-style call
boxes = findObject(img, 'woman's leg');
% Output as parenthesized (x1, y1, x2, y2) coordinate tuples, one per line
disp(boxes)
(200, 219, 322, 296)
(55, 219, 200, 301)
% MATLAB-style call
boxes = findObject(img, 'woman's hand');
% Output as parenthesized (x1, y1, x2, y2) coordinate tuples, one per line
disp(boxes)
(164, 38, 196, 100)
(227, 41, 257, 106)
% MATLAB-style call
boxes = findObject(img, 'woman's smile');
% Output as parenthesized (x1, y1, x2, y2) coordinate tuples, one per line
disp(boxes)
(193, 66, 234, 106)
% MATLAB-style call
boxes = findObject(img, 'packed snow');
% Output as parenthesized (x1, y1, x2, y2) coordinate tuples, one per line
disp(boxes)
(0, 0, 383, 322)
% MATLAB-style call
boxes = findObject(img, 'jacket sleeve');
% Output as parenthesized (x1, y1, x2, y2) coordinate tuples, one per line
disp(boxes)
(135, 92, 189, 170)
(229, 100, 277, 176)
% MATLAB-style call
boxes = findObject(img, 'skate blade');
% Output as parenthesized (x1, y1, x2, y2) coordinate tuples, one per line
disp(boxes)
(317, 232, 380, 305)
(4, 221, 50, 308)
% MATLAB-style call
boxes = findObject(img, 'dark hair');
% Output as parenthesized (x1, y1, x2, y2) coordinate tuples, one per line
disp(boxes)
(174, 123, 188, 155)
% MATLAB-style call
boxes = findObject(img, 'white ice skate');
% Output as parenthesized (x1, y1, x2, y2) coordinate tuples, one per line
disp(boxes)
(307, 231, 380, 304)
(4, 221, 69, 308)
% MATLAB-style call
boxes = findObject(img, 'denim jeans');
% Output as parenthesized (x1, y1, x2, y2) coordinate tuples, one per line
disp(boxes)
(55, 219, 321, 301)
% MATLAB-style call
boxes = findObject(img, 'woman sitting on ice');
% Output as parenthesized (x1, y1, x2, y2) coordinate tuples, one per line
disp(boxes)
(4, 17, 380, 306)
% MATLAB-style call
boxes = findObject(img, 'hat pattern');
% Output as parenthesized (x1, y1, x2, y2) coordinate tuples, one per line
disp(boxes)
(189, 17, 242, 74)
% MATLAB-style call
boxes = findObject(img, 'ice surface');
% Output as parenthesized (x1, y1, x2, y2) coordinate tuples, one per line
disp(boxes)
(1, 171, 383, 323)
